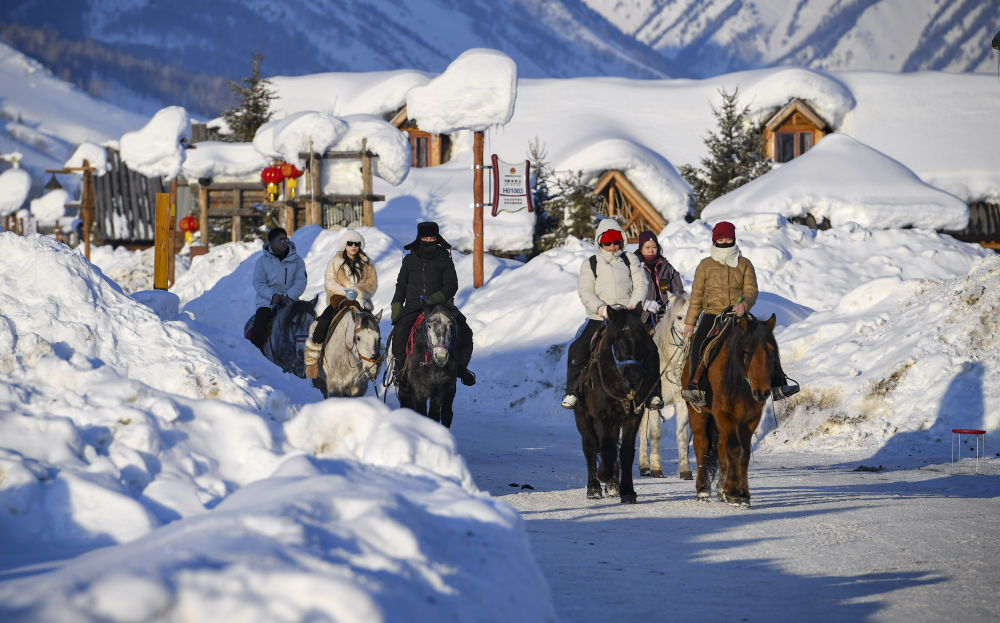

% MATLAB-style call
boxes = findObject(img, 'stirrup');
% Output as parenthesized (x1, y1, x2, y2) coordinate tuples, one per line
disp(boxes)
(681, 388, 706, 407)
(561, 394, 578, 409)
(770, 384, 799, 401)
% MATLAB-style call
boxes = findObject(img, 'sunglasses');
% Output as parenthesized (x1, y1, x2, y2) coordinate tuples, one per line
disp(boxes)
(601, 240, 622, 247)
(345, 241, 361, 247)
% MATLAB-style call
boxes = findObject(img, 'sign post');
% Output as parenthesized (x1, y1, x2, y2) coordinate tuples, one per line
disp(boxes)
(153, 193, 170, 290)
(473, 131, 485, 288)
(490, 154, 533, 216)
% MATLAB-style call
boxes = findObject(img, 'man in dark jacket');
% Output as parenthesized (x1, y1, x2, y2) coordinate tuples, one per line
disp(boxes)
(389, 221, 475, 387)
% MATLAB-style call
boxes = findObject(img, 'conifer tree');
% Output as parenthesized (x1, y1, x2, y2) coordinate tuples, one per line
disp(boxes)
(222, 52, 275, 142)
(680, 87, 771, 218)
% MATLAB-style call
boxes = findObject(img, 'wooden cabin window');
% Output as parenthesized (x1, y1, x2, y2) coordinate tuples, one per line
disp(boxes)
(776, 130, 814, 162)
(410, 135, 429, 168)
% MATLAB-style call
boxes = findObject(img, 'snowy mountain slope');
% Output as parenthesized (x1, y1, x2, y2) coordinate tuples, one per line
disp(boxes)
(583, 0, 1000, 76)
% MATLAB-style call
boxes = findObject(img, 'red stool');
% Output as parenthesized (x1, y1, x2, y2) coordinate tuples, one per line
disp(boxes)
(951, 429, 986, 473)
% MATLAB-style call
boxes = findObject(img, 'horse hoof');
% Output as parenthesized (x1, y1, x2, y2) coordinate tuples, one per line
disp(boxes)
(695, 491, 712, 502)
(679, 470, 693, 480)
(650, 469, 663, 478)
(639, 468, 651, 477)
(587, 487, 603, 500)
(604, 482, 620, 498)
(620, 493, 638, 504)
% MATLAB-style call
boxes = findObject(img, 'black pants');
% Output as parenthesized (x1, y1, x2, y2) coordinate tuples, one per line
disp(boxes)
(249, 306, 275, 348)
(688, 313, 716, 390)
(565, 319, 604, 395)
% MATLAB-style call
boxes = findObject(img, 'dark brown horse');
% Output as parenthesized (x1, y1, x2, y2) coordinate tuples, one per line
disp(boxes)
(574, 307, 661, 504)
(684, 313, 783, 508)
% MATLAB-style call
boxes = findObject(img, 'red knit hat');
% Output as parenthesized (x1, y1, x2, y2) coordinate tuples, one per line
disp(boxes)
(599, 229, 623, 245)
(712, 221, 736, 243)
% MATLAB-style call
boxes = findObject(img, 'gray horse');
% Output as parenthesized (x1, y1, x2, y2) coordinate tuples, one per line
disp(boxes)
(244, 296, 318, 378)
(313, 306, 383, 398)
(639, 292, 693, 479)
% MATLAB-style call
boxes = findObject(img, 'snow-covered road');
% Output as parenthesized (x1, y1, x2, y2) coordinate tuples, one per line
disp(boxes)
(453, 408, 1000, 622)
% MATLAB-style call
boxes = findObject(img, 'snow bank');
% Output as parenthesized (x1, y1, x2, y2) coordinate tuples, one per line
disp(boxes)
(406, 48, 518, 133)
(702, 134, 969, 231)
(119, 106, 191, 180)
(0, 166, 31, 216)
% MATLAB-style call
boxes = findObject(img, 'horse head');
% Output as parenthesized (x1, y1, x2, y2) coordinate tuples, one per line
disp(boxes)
(273, 295, 318, 377)
(348, 307, 383, 380)
(728, 313, 780, 402)
(605, 306, 649, 400)
(423, 304, 456, 367)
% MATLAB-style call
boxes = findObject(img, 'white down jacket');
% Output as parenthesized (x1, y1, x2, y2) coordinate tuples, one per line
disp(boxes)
(578, 219, 647, 320)
(253, 240, 308, 308)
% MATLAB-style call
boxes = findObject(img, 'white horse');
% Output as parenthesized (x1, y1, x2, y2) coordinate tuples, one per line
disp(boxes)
(313, 306, 383, 398)
(638, 293, 693, 479)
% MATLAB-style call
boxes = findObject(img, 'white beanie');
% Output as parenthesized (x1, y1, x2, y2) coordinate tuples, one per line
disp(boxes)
(340, 229, 365, 251)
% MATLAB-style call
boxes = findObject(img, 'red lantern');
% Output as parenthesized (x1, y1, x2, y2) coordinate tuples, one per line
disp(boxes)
(279, 162, 303, 199)
(179, 214, 199, 243)
(261, 165, 284, 202)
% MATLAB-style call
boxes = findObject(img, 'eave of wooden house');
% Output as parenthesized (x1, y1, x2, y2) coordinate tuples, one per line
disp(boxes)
(764, 98, 828, 132)
(592, 169, 668, 242)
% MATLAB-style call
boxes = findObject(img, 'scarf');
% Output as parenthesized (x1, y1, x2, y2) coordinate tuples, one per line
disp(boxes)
(710, 243, 741, 268)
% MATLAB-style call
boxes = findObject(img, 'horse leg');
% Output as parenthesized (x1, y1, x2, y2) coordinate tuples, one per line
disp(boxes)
(597, 419, 620, 497)
(575, 411, 602, 499)
(619, 416, 641, 504)
(674, 398, 693, 479)
(638, 409, 651, 476)
(649, 408, 663, 478)
(717, 415, 745, 506)
(688, 406, 711, 500)
(439, 381, 456, 429)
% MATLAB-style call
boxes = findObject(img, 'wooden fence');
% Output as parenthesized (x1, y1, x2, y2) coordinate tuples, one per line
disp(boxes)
(92, 147, 166, 244)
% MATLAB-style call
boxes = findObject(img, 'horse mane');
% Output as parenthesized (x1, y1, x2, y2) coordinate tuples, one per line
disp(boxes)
(355, 308, 380, 331)
(721, 316, 781, 396)
(287, 298, 317, 318)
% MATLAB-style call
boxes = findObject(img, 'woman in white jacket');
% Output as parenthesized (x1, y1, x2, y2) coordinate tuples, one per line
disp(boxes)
(304, 229, 378, 378)
(562, 219, 662, 410)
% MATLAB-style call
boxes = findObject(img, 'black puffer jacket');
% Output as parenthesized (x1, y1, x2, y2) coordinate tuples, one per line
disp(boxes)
(392, 245, 458, 312)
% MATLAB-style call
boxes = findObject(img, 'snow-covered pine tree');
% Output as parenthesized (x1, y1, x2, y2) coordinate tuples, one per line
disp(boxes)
(529, 137, 600, 254)
(680, 87, 771, 218)
(222, 52, 275, 142)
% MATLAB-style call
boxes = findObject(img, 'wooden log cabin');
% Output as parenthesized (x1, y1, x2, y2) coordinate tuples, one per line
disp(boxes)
(762, 98, 829, 163)
(592, 170, 668, 243)
(388, 106, 451, 168)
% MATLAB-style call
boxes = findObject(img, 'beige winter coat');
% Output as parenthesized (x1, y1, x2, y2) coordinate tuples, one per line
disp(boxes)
(578, 220, 648, 320)
(684, 254, 758, 326)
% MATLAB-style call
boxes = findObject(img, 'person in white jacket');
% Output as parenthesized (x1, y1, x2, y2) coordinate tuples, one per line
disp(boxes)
(248, 227, 308, 349)
(562, 219, 662, 410)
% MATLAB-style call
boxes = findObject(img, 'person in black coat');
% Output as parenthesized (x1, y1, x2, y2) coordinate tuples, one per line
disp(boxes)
(389, 221, 476, 386)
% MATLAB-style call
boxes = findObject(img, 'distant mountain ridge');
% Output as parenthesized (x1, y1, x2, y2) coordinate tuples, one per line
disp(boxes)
(2, 0, 995, 118)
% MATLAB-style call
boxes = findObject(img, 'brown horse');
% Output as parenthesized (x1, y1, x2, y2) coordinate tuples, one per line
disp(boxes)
(684, 313, 783, 508)
(574, 307, 661, 504)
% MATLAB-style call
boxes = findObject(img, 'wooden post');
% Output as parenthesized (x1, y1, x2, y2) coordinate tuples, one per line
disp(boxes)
(473, 130, 484, 288)
(168, 178, 178, 287)
(284, 203, 296, 235)
(153, 193, 170, 289)
(231, 188, 240, 242)
(198, 182, 209, 246)
(81, 160, 94, 261)
(309, 151, 321, 226)
(361, 138, 374, 227)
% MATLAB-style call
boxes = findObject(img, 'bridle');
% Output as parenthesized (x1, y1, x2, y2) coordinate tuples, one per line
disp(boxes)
(343, 310, 382, 379)
(421, 308, 454, 367)
(594, 321, 646, 411)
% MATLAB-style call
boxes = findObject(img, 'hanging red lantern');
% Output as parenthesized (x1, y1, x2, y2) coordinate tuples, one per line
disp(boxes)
(279, 162, 303, 199)
(261, 165, 284, 202)
(179, 214, 199, 244)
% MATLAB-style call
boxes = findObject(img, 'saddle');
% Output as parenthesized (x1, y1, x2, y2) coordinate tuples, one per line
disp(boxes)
(691, 310, 741, 379)
(319, 300, 362, 353)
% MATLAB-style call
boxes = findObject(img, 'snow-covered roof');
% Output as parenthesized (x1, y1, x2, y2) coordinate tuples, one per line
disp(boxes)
(702, 133, 969, 230)
(119, 106, 191, 180)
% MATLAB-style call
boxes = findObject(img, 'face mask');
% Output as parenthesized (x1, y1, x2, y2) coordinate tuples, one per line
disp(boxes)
(714, 241, 736, 248)
(418, 241, 438, 258)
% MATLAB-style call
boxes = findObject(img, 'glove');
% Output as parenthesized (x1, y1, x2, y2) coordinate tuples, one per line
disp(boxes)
(426, 291, 446, 305)
(643, 300, 661, 313)
(344, 288, 358, 301)
(598, 305, 609, 319)
(391, 302, 402, 323)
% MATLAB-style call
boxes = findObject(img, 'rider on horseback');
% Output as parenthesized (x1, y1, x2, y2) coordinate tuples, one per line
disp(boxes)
(303, 229, 378, 379)
(388, 221, 476, 388)
(680, 221, 797, 406)
(633, 230, 685, 331)
(248, 227, 307, 350)
(562, 219, 664, 411)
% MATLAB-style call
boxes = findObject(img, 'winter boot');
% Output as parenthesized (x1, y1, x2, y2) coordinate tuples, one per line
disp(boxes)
(681, 385, 706, 407)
